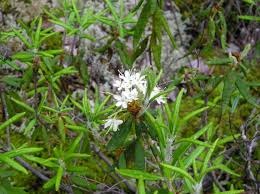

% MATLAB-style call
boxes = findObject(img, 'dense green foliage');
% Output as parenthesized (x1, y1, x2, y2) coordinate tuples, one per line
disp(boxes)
(0, 0, 259, 193)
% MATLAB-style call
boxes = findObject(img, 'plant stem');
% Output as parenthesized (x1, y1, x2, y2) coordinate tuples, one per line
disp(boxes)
(0, 87, 11, 149)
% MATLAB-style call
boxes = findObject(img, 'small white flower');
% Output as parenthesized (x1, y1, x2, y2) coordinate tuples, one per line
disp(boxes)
(131, 72, 146, 88)
(114, 78, 132, 91)
(104, 118, 123, 132)
(123, 88, 138, 101)
(118, 70, 133, 89)
(119, 70, 131, 81)
(150, 86, 166, 104)
(113, 79, 122, 90)
(114, 94, 128, 108)
(115, 70, 146, 91)
(114, 88, 139, 108)
(112, 70, 166, 109)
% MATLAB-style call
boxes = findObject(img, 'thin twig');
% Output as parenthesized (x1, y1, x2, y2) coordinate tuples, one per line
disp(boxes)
(15, 157, 49, 181)
(15, 156, 74, 194)
(240, 103, 260, 192)
(90, 143, 136, 192)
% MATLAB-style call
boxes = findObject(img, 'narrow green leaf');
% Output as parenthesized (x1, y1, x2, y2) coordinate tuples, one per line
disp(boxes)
(71, 176, 97, 190)
(3, 147, 42, 158)
(218, 134, 240, 145)
(39, 31, 59, 45)
(67, 133, 84, 154)
(115, 40, 132, 68)
(130, 0, 145, 13)
(13, 29, 31, 48)
(193, 123, 213, 139)
(23, 119, 36, 136)
(58, 117, 65, 143)
(0, 76, 21, 87)
(42, 106, 59, 113)
(172, 123, 212, 165)
(172, 89, 184, 135)
(219, 12, 227, 49)
(201, 139, 219, 177)
(133, 0, 152, 47)
(222, 71, 237, 113)
(158, 9, 177, 48)
(175, 138, 212, 148)
(240, 44, 251, 60)
(0, 112, 26, 132)
(184, 146, 205, 168)
(242, 0, 255, 5)
(138, 178, 146, 194)
(23, 155, 58, 168)
(48, 19, 73, 31)
(135, 139, 145, 170)
(116, 168, 162, 180)
(178, 159, 194, 191)
(65, 125, 87, 132)
(205, 164, 240, 177)
(55, 166, 63, 191)
(104, 0, 119, 20)
(208, 17, 215, 43)
(70, 98, 83, 111)
(118, 153, 126, 169)
(192, 159, 199, 180)
(236, 78, 259, 107)
(181, 106, 209, 124)
(53, 66, 77, 81)
(238, 15, 260, 21)
(207, 58, 233, 65)
(150, 10, 162, 69)
(160, 163, 196, 184)
(64, 153, 90, 160)
(0, 155, 27, 174)
(144, 112, 166, 147)
(43, 176, 56, 189)
(12, 52, 34, 61)
(71, 0, 80, 23)
(80, 33, 96, 41)
(95, 16, 116, 26)
(41, 49, 63, 55)
(132, 36, 149, 63)
(83, 89, 92, 116)
(217, 190, 244, 194)
(34, 17, 42, 48)
(11, 97, 34, 113)
(96, 95, 111, 114)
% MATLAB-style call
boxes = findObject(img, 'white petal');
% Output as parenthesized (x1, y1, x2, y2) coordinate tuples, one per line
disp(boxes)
(149, 86, 166, 104)
(156, 96, 166, 104)
(122, 102, 128, 109)
(104, 118, 123, 132)
(104, 119, 112, 128)
(113, 80, 121, 88)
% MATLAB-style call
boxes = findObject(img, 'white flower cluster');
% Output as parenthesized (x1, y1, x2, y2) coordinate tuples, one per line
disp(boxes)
(112, 70, 165, 109)
(104, 70, 166, 132)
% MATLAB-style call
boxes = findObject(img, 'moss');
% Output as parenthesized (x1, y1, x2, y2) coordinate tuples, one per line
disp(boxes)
(43, 33, 63, 50)
(0, 0, 11, 13)
(175, 0, 206, 19)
